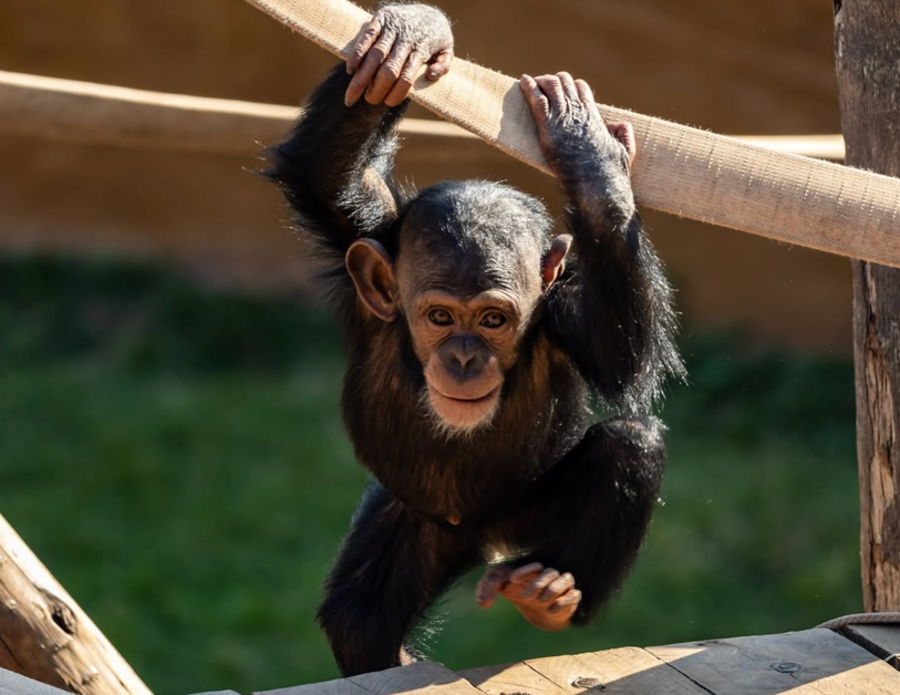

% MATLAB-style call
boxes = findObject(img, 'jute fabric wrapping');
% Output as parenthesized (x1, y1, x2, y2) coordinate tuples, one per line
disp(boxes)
(262, 0, 900, 266)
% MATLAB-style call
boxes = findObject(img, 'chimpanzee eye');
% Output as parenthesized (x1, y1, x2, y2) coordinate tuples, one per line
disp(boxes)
(480, 312, 507, 329)
(428, 309, 454, 326)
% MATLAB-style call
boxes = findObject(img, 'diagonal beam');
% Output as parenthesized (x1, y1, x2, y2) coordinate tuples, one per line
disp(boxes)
(0, 512, 153, 695)
(242, 0, 900, 269)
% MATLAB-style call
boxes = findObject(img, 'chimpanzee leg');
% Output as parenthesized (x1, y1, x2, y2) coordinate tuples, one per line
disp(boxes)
(488, 416, 665, 625)
(317, 481, 480, 676)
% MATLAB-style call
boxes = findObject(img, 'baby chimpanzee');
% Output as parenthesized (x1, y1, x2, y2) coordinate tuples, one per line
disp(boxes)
(268, 2, 681, 676)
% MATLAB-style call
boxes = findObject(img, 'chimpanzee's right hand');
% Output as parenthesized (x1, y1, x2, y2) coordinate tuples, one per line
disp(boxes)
(344, 3, 454, 108)
(521, 72, 638, 223)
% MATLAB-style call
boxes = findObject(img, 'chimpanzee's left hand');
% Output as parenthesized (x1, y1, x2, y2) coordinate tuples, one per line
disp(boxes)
(344, 3, 454, 107)
(521, 73, 637, 204)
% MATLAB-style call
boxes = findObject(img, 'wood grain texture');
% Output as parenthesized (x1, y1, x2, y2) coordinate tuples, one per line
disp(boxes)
(251, 629, 900, 695)
(0, 513, 152, 695)
(834, 0, 900, 613)
(649, 629, 900, 695)
(350, 662, 483, 695)
(461, 661, 569, 695)
(530, 648, 707, 695)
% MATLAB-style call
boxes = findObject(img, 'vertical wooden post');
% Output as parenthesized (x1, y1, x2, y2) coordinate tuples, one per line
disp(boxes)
(0, 513, 153, 695)
(834, 1, 900, 611)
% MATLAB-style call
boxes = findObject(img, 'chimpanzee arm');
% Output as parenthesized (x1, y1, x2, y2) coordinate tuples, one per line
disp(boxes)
(522, 74, 683, 412)
(267, 3, 454, 300)
(267, 65, 409, 287)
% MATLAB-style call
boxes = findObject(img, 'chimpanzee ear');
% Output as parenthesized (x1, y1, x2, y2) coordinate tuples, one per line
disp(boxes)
(345, 239, 398, 322)
(542, 234, 573, 288)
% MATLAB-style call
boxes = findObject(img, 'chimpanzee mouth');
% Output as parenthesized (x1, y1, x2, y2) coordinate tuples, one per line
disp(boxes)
(429, 385, 501, 404)
(423, 383, 502, 434)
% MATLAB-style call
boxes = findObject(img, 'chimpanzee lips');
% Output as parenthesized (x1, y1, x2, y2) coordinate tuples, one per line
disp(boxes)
(425, 383, 502, 431)
(430, 385, 500, 404)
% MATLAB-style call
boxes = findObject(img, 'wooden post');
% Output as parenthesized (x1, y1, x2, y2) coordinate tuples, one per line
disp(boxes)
(834, 2, 900, 611)
(0, 513, 153, 695)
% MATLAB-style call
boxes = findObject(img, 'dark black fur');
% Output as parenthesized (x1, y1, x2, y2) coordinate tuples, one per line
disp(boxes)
(268, 64, 683, 677)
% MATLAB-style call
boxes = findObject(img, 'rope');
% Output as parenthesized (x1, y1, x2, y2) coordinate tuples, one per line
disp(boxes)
(242, 0, 900, 269)
(818, 612, 900, 631)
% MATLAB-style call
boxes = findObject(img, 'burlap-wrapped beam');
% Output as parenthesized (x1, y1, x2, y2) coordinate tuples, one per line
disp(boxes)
(0, 70, 474, 157)
(243, 0, 900, 269)
(0, 71, 843, 161)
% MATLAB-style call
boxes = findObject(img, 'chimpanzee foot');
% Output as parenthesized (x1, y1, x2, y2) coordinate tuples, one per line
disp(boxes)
(475, 562, 582, 631)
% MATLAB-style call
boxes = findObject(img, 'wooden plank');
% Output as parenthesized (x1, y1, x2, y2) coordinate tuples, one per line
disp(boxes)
(350, 662, 483, 695)
(522, 653, 593, 694)
(460, 661, 568, 695)
(649, 628, 900, 695)
(527, 647, 708, 695)
(843, 624, 900, 669)
(255, 677, 368, 695)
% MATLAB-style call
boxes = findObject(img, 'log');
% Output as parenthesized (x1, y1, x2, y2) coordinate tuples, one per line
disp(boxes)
(835, 2, 900, 610)
(0, 512, 153, 695)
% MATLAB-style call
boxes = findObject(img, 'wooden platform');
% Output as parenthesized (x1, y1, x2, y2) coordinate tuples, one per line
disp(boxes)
(254, 626, 900, 695)
(2, 625, 899, 695)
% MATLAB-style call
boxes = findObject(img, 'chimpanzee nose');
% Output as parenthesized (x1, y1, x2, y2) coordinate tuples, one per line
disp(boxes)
(449, 338, 480, 373)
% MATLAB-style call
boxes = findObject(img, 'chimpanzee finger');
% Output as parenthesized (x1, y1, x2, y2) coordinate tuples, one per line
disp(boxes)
(556, 72, 581, 106)
(608, 121, 637, 164)
(534, 75, 567, 117)
(548, 589, 582, 614)
(427, 49, 454, 80)
(385, 49, 427, 106)
(520, 75, 551, 123)
(509, 561, 545, 583)
(366, 42, 413, 105)
(475, 565, 512, 608)
(522, 567, 560, 599)
(574, 79, 599, 110)
(345, 31, 396, 106)
(346, 17, 384, 74)
(538, 572, 575, 603)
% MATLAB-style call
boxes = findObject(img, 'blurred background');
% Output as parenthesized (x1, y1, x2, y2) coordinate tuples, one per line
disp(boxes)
(0, 1, 861, 694)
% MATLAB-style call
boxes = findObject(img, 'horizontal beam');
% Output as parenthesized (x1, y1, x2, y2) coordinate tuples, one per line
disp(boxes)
(243, 0, 900, 269)
(0, 70, 844, 161)
(0, 69, 475, 157)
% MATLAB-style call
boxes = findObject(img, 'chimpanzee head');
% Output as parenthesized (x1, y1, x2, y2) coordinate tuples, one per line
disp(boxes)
(344, 181, 572, 434)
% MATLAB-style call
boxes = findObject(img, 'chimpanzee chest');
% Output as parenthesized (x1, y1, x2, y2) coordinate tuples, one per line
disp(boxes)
(343, 382, 588, 523)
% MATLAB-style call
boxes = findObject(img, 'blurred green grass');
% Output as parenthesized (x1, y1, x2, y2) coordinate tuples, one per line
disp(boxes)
(0, 257, 861, 695)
